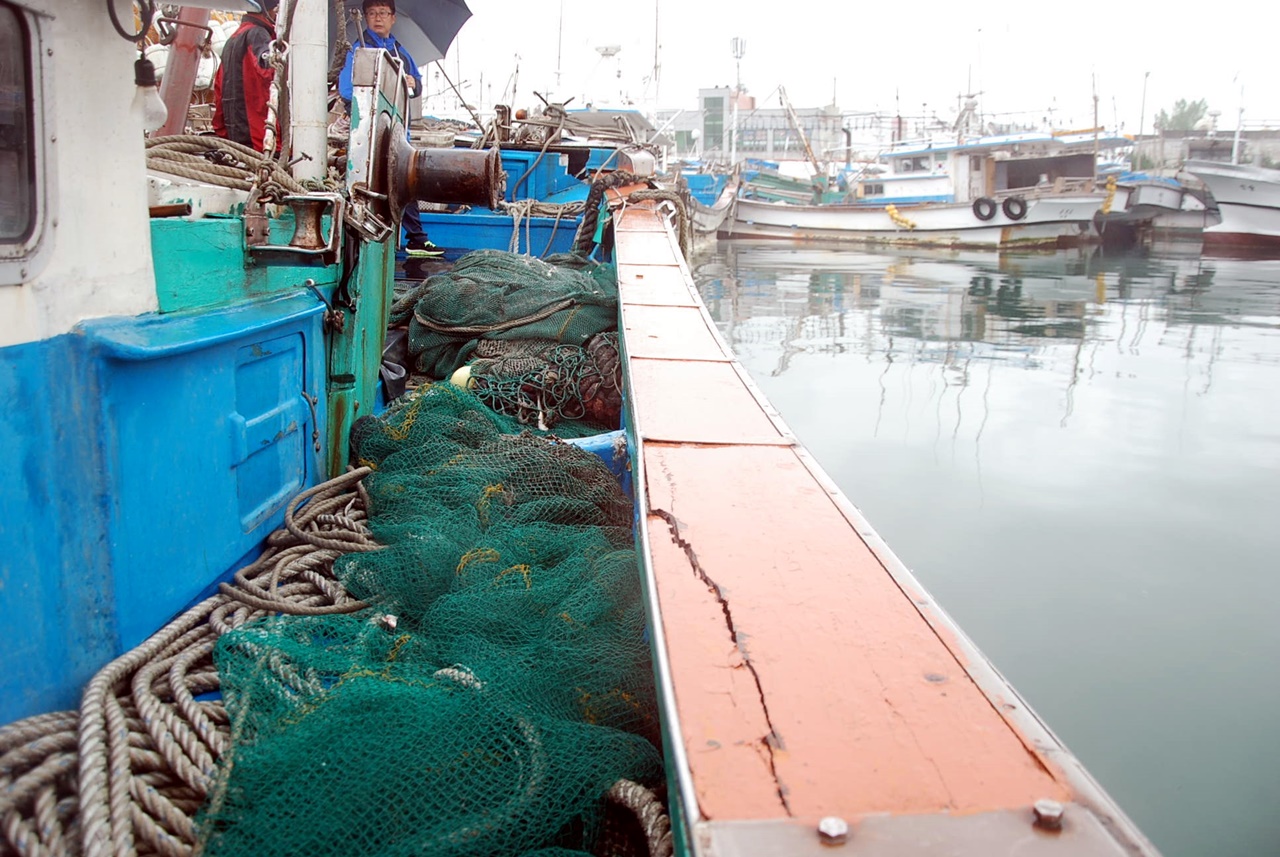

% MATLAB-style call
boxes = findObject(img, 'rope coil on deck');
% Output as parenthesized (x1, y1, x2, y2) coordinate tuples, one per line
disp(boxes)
(1, 469, 375, 857)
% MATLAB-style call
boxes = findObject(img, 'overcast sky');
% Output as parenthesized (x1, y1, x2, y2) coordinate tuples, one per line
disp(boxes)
(425, 0, 1274, 135)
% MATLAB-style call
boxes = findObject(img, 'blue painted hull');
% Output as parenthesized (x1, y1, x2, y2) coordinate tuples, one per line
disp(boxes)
(0, 295, 326, 723)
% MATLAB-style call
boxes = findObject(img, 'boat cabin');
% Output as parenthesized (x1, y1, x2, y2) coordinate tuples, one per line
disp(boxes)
(849, 131, 1129, 206)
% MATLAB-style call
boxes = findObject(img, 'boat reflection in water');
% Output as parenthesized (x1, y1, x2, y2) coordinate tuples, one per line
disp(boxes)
(692, 241, 1280, 857)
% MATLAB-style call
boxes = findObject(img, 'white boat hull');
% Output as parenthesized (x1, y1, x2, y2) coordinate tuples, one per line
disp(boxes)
(722, 195, 1104, 249)
(689, 177, 740, 235)
(1185, 160, 1280, 250)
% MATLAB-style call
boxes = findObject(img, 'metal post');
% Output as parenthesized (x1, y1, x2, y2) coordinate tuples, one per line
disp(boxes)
(1231, 83, 1244, 165)
(291, 0, 328, 182)
(1232, 107, 1243, 165)
(1091, 77, 1099, 191)
(156, 7, 211, 137)
(730, 37, 745, 167)
(1137, 71, 1149, 170)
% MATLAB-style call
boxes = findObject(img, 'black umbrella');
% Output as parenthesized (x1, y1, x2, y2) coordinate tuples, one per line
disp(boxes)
(331, 0, 472, 67)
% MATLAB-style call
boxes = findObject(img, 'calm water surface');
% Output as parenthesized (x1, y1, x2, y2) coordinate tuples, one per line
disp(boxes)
(691, 242, 1280, 857)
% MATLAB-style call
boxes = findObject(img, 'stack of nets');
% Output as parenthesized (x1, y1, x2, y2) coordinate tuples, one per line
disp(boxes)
(200, 383, 663, 857)
(390, 250, 623, 432)
(0, 386, 666, 857)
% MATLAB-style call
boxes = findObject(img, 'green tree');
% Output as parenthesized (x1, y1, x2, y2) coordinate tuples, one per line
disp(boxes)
(1154, 98, 1209, 132)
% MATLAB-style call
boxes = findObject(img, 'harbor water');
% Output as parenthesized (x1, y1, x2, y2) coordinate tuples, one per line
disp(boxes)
(691, 242, 1280, 857)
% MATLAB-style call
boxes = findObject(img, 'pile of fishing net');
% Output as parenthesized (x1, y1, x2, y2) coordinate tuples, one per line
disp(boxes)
(390, 250, 623, 432)
(0, 385, 666, 857)
(198, 383, 663, 857)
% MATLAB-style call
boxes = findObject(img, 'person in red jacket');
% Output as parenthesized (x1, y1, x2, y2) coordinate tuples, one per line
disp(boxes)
(211, 0, 278, 151)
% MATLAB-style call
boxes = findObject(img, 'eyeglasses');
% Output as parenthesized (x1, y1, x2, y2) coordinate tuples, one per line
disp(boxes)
(365, 8, 394, 18)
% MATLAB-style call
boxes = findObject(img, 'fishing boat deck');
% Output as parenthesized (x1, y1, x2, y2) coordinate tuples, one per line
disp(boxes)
(613, 203, 1155, 854)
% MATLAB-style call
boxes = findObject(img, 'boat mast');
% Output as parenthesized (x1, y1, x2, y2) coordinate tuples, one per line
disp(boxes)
(555, 0, 563, 94)
(779, 85, 822, 178)
(652, 0, 660, 106)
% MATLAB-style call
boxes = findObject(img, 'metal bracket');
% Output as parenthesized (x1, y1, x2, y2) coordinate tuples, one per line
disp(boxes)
(245, 193, 345, 266)
(345, 183, 394, 243)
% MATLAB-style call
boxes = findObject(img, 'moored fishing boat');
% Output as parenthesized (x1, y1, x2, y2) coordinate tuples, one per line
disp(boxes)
(672, 167, 739, 237)
(1093, 172, 1219, 247)
(726, 191, 1104, 248)
(725, 128, 1126, 250)
(1183, 159, 1280, 251)
(0, 2, 1161, 855)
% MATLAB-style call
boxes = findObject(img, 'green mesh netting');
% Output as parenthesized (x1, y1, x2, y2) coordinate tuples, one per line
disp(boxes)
(399, 250, 618, 380)
(467, 332, 623, 431)
(197, 384, 660, 857)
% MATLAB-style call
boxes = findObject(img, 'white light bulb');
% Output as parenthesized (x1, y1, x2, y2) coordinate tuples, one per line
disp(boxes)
(132, 57, 169, 134)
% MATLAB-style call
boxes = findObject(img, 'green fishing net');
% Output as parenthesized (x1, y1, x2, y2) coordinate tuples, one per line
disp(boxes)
(467, 332, 624, 431)
(197, 384, 660, 857)
(397, 250, 619, 382)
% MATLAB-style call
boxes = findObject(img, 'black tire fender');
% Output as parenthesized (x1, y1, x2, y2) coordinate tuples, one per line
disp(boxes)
(1002, 196, 1028, 220)
(972, 197, 997, 221)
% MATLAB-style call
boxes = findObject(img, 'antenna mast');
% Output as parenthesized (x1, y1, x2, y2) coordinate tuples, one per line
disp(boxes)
(555, 0, 563, 92)
(653, 0, 661, 105)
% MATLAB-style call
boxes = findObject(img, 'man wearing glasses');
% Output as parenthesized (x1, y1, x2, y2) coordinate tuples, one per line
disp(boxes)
(338, 0, 440, 255)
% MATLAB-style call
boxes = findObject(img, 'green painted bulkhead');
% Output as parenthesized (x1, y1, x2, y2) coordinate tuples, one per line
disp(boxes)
(150, 211, 393, 477)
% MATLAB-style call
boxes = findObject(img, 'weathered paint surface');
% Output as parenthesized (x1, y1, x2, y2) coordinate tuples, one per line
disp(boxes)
(151, 217, 340, 314)
(326, 239, 395, 475)
(0, 295, 326, 724)
(615, 206, 1083, 825)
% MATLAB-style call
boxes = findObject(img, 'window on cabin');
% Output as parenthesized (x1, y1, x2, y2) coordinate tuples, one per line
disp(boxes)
(0, 3, 33, 242)
(703, 96, 724, 153)
(898, 156, 930, 173)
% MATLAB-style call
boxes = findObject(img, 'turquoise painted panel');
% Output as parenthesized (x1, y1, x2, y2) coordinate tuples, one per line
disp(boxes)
(150, 216, 340, 313)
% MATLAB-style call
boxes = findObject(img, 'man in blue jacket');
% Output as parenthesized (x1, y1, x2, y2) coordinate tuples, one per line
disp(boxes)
(338, 0, 439, 255)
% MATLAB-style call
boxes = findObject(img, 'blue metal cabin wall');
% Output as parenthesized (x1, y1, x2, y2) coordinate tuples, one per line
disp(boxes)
(501, 150, 585, 202)
(0, 297, 326, 724)
(0, 335, 117, 722)
(417, 212, 579, 257)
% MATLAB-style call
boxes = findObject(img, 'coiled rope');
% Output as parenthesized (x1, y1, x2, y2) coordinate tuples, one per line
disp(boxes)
(2, 469, 376, 857)
(144, 136, 306, 196)
(498, 199, 587, 257)
(571, 171, 644, 258)
(607, 779, 674, 857)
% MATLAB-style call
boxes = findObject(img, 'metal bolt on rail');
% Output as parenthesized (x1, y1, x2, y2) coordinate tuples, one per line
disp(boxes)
(1033, 798, 1064, 831)
(817, 816, 849, 846)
